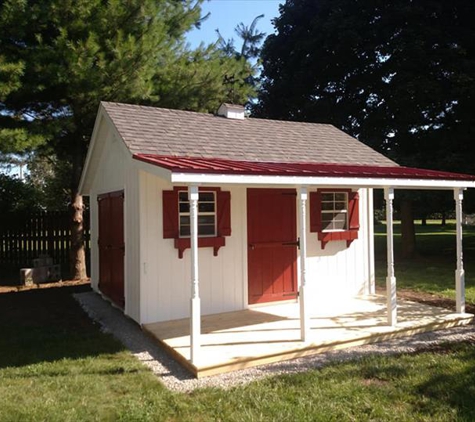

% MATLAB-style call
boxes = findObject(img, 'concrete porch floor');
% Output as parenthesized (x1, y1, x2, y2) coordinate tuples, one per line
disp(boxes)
(143, 295, 473, 378)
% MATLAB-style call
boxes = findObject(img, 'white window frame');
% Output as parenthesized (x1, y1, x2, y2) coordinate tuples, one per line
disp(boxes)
(178, 190, 217, 238)
(321, 192, 349, 232)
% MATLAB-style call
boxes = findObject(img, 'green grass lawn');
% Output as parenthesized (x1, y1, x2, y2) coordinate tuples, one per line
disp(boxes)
(1, 222, 475, 421)
(375, 220, 475, 304)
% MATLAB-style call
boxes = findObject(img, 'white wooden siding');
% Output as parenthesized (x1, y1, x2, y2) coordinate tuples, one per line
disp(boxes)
(88, 123, 141, 322)
(139, 170, 374, 324)
(304, 188, 372, 303)
(139, 172, 246, 323)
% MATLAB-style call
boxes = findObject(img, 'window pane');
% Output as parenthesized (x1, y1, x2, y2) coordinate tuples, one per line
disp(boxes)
(198, 215, 215, 225)
(333, 220, 347, 230)
(198, 202, 215, 212)
(179, 203, 190, 213)
(199, 192, 215, 202)
(334, 212, 347, 229)
(334, 212, 347, 220)
(180, 226, 190, 237)
(322, 213, 334, 231)
(199, 225, 215, 236)
(322, 213, 334, 223)
(319, 191, 349, 232)
(335, 202, 347, 211)
(178, 190, 217, 238)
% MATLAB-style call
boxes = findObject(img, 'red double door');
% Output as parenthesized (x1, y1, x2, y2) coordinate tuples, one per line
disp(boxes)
(98, 191, 125, 308)
(247, 189, 298, 304)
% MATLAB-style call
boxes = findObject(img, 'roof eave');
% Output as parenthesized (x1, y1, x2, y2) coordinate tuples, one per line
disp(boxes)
(170, 172, 475, 190)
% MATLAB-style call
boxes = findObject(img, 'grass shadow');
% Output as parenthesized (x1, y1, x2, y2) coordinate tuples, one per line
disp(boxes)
(374, 221, 475, 302)
(0, 284, 125, 369)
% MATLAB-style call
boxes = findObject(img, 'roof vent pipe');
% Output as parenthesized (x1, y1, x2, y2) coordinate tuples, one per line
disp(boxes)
(217, 103, 245, 120)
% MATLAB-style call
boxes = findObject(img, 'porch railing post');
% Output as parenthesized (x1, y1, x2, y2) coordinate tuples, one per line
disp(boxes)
(384, 187, 397, 326)
(298, 187, 310, 341)
(189, 185, 201, 364)
(454, 188, 465, 314)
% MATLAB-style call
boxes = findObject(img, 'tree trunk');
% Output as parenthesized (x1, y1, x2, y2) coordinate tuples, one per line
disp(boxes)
(400, 199, 416, 259)
(69, 189, 87, 280)
(421, 215, 427, 226)
(441, 212, 447, 226)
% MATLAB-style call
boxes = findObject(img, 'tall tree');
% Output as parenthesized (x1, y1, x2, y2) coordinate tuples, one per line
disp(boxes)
(256, 0, 475, 166)
(216, 14, 266, 100)
(0, 0, 255, 278)
(254, 0, 475, 254)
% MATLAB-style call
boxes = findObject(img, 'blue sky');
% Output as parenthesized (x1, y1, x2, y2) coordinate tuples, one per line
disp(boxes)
(186, 0, 282, 48)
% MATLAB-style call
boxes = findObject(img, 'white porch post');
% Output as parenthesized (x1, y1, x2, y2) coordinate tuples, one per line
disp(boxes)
(384, 187, 397, 326)
(298, 187, 310, 341)
(454, 188, 465, 314)
(367, 188, 376, 295)
(189, 185, 201, 364)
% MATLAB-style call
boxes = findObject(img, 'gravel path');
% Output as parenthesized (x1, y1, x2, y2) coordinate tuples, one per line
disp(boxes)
(74, 291, 475, 393)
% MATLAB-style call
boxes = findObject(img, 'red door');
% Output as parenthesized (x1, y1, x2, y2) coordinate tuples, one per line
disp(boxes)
(98, 191, 125, 308)
(247, 188, 298, 304)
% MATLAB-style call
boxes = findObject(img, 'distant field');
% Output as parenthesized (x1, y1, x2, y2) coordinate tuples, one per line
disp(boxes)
(374, 220, 475, 304)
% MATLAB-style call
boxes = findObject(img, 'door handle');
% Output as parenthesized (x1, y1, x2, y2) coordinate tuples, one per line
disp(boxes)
(282, 238, 300, 249)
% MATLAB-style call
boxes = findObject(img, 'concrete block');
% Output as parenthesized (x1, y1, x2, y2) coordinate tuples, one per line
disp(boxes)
(33, 256, 54, 267)
(20, 268, 34, 286)
(47, 265, 61, 282)
(33, 267, 49, 283)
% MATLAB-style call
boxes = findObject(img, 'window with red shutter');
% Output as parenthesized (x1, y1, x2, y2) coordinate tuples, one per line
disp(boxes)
(310, 189, 360, 249)
(162, 187, 231, 258)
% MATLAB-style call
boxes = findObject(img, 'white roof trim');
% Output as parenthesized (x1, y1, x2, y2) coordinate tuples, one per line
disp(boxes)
(78, 105, 105, 194)
(170, 172, 475, 189)
(79, 102, 134, 195)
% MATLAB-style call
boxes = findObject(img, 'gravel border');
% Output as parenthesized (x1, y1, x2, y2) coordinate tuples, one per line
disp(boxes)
(74, 291, 475, 393)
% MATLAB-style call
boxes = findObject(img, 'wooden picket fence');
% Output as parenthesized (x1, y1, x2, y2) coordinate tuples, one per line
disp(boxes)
(0, 210, 90, 272)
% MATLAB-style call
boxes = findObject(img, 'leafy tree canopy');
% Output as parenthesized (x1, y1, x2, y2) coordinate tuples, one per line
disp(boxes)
(0, 0, 256, 183)
(0, 174, 42, 214)
(254, 0, 475, 175)
(0, 0, 258, 278)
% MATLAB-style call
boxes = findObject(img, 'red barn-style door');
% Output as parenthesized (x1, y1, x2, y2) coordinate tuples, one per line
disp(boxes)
(98, 191, 125, 308)
(247, 188, 298, 304)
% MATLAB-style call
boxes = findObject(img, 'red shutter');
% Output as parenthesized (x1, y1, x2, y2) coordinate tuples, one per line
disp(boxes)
(309, 191, 322, 233)
(217, 190, 231, 236)
(348, 191, 360, 231)
(162, 190, 179, 239)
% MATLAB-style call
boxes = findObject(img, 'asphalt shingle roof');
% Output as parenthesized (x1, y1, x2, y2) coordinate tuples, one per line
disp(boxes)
(102, 102, 397, 167)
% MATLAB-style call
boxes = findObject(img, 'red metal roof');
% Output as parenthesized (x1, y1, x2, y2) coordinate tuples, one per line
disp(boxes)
(133, 154, 475, 181)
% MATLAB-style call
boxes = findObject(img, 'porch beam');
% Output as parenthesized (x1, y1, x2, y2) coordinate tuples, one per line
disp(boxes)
(189, 185, 201, 364)
(298, 187, 310, 341)
(454, 188, 465, 314)
(384, 187, 397, 326)
(171, 173, 475, 190)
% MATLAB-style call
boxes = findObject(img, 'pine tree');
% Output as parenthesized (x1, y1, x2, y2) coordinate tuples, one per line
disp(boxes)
(0, 0, 255, 278)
